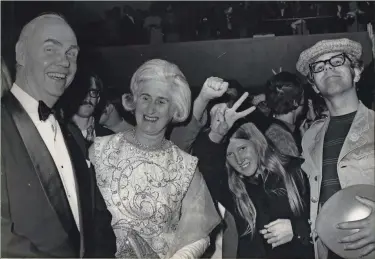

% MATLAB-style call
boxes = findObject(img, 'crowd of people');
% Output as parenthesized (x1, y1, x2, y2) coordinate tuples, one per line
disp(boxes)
(1, 10, 375, 259)
(76, 1, 375, 46)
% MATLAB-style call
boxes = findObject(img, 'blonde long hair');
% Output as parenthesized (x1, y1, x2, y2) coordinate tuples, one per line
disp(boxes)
(226, 122, 305, 237)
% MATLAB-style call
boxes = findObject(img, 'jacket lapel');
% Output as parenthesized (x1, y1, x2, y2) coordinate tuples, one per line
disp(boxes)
(3, 93, 80, 254)
(309, 119, 329, 174)
(59, 121, 95, 258)
(338, 102, 370, 162)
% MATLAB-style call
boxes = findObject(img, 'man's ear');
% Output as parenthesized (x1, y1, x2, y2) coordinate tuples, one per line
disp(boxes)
(353, 67, 362, 83)
(15, 41, 26, 66)
(106, 103, 115, 114)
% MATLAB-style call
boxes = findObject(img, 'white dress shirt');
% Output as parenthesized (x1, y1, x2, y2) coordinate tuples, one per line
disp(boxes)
(11, 84, 80, 229)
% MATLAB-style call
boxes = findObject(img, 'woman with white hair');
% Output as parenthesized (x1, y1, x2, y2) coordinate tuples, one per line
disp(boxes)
(89, 59, 221, 259)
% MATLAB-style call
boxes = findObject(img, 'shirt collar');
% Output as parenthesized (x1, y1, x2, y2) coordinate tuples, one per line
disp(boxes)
(10, 83, 39, 117)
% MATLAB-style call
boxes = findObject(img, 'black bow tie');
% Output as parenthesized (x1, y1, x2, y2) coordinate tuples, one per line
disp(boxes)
(38, 101, 54, 121)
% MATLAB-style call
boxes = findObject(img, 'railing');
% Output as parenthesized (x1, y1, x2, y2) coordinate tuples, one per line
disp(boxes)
(261, 15, 359, 35)
(263, 15, 336, 22)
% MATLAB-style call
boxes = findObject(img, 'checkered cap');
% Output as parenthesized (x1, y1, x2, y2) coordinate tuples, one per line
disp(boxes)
(296, 38, 362, 76)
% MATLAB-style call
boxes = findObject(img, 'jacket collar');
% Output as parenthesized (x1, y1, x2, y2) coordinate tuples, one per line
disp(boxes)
(309, 101, 370, 171)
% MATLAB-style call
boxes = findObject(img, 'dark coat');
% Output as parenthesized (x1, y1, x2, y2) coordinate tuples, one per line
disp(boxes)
(1, 92, 116, 258)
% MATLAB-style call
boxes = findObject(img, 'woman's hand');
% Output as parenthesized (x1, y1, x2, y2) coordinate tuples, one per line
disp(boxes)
(193, 77, 228, 121)
(208, 92, 255, 143)
(222, 92, 256, 129)
(199, 77, 229, 103)
(260, 219, 294, 248)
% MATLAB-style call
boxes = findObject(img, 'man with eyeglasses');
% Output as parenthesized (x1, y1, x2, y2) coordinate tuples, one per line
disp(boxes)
(57, 67, 104, 146)
(72, 78, 101, 144)
(296, 38, 375, 259)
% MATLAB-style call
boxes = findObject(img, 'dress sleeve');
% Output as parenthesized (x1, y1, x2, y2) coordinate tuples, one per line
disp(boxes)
(192, 130, 233, 210)
(169, 112, 207, 153)
(167, 169, 221, 258)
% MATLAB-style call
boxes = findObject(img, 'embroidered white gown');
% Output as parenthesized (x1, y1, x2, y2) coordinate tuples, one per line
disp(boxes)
(92, 132, 197, 258)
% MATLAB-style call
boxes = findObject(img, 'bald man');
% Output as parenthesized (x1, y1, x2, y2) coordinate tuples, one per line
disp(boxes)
(1, 13, 116, 257)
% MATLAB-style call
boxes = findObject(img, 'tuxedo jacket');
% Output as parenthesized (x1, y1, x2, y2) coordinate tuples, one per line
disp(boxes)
(1, 92, 116, 258)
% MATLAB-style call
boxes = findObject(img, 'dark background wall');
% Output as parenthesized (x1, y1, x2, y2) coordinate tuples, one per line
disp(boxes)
(87, 31, 372, 92)
(1, 1, 373, 97)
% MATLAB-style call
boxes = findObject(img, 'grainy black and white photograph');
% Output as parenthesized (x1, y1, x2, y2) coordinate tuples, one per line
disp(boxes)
(1, 1, 374, 259)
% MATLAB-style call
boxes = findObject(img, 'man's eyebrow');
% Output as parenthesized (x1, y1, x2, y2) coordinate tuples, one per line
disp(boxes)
(44, 38, 80, 52)
(44, 38, 62, 46)
(67, 45, 80, 52)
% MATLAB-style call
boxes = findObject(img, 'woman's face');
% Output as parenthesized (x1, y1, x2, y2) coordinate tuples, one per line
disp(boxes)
(227, 138, 259, 177)
(135, 80, 174, 136)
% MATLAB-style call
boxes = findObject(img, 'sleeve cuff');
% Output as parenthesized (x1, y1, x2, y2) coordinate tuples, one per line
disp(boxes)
(291, 218, 311, 245)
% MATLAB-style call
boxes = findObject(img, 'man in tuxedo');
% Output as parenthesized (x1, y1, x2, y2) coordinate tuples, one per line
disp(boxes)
(1, 13, 116, 257)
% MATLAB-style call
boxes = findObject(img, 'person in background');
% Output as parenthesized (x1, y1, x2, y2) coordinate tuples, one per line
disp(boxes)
(357, 22, 375, 109)
(120, 5, 143, 45)
(1, 13, 115, 258)
(96, 87, 135, 136)
(143, 3, 163, 44)
(57, 67, 103, 147)
(250, 93, 271, 117)
(265, 71, 306, 156)
(162, 3, 181, 43)
(296, 37, 375, 259)
(1, 56, 12, 97)
(299, 86, 329, 138)
(90, 59, 221, 259)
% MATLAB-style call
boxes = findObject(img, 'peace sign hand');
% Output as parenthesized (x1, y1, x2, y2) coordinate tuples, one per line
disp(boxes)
(272, 66, 283, 75)
(223, 92, 256, 129)
(208, 93, 255, 143)
(210, 103, 229, 137)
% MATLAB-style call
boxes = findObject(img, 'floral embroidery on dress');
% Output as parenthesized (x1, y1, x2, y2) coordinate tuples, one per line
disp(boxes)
(93, 132, 197, 258)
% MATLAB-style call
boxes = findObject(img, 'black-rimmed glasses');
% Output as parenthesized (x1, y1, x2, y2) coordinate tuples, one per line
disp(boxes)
(309, 53, 351, 74)
(88, 89, 100, 98)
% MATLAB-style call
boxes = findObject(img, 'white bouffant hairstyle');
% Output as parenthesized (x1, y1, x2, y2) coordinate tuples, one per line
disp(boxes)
(123, 59, 191, 123)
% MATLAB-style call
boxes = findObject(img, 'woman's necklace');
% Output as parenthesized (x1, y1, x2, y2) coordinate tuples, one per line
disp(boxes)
(130, 128, 167, 151)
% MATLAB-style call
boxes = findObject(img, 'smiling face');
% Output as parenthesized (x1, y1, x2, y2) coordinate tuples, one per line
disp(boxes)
(226, 138, 259, 177)
(135, 80, 174, 136)
(311, 52, 360, 98)
(17, 16, 79, 107)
